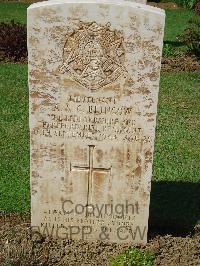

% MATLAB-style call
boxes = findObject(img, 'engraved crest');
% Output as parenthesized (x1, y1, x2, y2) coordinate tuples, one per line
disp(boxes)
(60, 21, 127, 90)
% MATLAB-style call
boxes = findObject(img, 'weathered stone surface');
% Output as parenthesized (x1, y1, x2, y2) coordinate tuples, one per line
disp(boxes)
(125, 0, 147, 4)
(28, 0, 165, 244)
(110, 0, 147, 4)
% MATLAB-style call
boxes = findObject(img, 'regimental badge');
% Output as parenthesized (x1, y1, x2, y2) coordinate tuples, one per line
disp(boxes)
(60, 21, 127, 91)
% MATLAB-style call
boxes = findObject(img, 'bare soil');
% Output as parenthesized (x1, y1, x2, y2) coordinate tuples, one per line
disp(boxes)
(161, 55, 200, 72)
(148, 2, 179, 9)
(0, 214, 200, 266)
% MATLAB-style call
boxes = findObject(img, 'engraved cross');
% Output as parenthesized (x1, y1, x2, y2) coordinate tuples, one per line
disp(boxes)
(70, 145, 111, 207)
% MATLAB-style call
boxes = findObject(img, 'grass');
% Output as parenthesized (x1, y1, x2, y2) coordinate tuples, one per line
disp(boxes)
(0, 2, 29, 24)
(0, 63, 199, 232)
(109, 248, 155, 266)
(0, 63, 29, 213)
(164, 9, 196, 42)
(163, 9, 197, 56)
(151, 72, 200, 232)
(154, 72, 199, 184)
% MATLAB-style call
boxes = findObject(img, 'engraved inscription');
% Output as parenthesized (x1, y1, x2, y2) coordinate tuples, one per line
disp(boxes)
(34, 95, 147, 143)
(70, 145, 111, 206)
(60, 21, 127, 90)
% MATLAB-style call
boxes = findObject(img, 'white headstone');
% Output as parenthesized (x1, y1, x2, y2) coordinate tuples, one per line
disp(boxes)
(28, 0, 165, 244)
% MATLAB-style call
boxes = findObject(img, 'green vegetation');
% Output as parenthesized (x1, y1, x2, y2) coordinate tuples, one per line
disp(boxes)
(155, 72, 199, 184)
(155, 0, 198, 10)
(110, 248, 155, 266)
(178, 17, 200, 58)
(162, 43, 183, 56)
(0, 3, 29, 24)
(0, 63, 29, 213)
(151, 72, 200, 231)
(164, 9, 195, 41)
(174, 0, 198, 10)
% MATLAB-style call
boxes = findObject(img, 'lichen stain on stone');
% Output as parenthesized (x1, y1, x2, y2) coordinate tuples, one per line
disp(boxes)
(30, 70, 50, 83)
(148, 72, 159, 81)
(49, 26, 66, 40)
(29, 36, 39, 46)
(136, 87, 151, 95)
(63, 181, 73, 194)
(74, 146, 85, 161)
(96, 149, 103, 163)
(30, 91, 55, 108)
(141, 191, 149, 201)
(144, 102, 152, 109)
(40, 182, 49, 203)
(32, 171, 39, 178)
(144, 150, 152, 170)
(124, 77, 135, 88)
(30, 91, 44, 99)
(94, 172, 105, 190)
(31, 102, 40, 112)
(114, 148, 125, 167)
(135, 155, 142, 178)
(143, 42, 160, 54)
(135, 185, 139, 191)
(37, 7, 64, 23)
(98, 3, 111, 11)
(144, 112, 154, 117)
(31, 178, 38, 194)
(31, 188, 37, 196)
(61, 78, 77, 88)
(103, 82, 122, 95)
(99, 4, 109, 18)
(69, 6, 88, 19)
(126, 148, 131, 161)
(129, 14, 141, 30)
(60, 148, 64, 156)
(31, 152, 38, 160)
(31, 170, 39, 196)
(151, 55, 161, 61)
